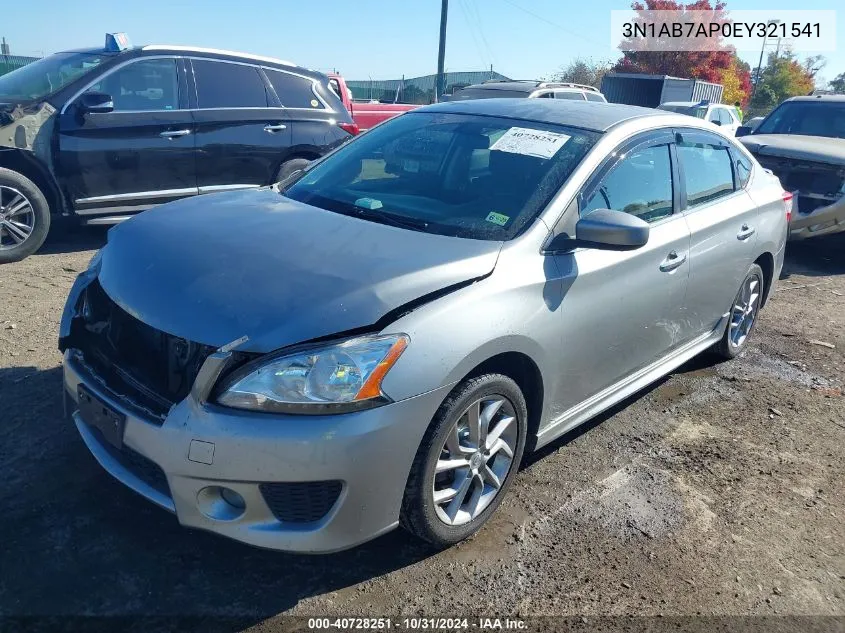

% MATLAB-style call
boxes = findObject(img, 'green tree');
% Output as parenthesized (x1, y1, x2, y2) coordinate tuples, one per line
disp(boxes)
(830, 72, 845, 94)
(750, 51, 816, 115)
(551, 58, 612, 89)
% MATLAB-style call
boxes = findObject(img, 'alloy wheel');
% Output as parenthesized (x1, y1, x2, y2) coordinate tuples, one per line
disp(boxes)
(729, 272, 762, 348)
(432, 396, 518, 526)
(0, 186, 36, 251)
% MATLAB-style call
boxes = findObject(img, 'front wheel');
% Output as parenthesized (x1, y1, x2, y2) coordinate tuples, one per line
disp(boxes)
(714, 263, 765, 359)
(400, 374, 527, 547)
(0, 168, 51, 264)
(274, 158, 312, 184)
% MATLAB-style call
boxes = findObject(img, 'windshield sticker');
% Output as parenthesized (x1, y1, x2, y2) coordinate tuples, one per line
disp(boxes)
(485, 212, 510, 226)
(490, 127, 571, 159)
(355, 197, 383, 210)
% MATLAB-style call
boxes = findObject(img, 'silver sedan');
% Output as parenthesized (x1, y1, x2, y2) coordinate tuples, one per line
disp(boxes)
(59, 99, 789, 552)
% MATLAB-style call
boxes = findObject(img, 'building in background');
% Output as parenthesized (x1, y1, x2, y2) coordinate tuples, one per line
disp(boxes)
(1, 37, 40, 77)
(347, 70, 511, 104)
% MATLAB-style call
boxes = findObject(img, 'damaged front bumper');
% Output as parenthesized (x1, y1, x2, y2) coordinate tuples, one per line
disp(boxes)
(755, 155, 845, 240)
(788, 194, 845, 240)
(59, 268, 446, 553)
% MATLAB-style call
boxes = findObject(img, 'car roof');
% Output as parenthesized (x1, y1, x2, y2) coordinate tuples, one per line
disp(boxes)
(463, 82, 536, 93)
(660, 101, 711, 107)
(140, 45, 296, 68)
(785, 94, 845, 103)
(57, 45, 302, 71)
(417, 98, 669, 132)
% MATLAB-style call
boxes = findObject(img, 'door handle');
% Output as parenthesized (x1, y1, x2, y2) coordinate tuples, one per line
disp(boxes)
(263, 123, 288, 133)
(737, 224, 756, 240)
(659, 250, 687, 272)
(160, 129, 191, 139)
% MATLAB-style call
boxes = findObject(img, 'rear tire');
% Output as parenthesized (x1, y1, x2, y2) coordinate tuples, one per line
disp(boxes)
(0, 168, 51, 264)
(274, 158, 312, 184)
(400, 374, 527, 548)
(714, 263, 765, 359)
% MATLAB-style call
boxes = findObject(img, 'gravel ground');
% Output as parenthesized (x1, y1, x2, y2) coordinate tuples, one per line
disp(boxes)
(1, 228, 843, 630)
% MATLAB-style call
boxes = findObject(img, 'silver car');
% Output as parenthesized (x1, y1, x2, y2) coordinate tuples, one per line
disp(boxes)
(59, 99, 789, 552)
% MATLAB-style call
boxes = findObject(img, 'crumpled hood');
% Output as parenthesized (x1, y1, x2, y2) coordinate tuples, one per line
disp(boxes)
(98, 189, 501, 352)
(741, 134, 845, 165)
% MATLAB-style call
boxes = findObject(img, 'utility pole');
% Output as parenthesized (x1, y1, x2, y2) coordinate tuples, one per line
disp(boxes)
(435, 0, 448, 102)
(751, 19, 781, 101)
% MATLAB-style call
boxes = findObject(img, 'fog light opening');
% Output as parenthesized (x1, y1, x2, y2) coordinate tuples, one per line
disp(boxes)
(197, 486, 246, 522)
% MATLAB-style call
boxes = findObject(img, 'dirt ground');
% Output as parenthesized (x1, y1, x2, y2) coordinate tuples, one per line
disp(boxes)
(1, 227, 843, 631)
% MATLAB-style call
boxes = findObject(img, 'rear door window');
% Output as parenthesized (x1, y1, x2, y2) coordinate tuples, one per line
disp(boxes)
(677, 137, 736, 207)
(193, 60, 268, 108)
(585, 92, 605, 102)
(265, 69, 322, 108)
(554, 91, 585, 100)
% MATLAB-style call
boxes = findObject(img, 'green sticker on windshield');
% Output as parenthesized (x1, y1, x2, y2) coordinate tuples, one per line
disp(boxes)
(485, 212, 510, 226)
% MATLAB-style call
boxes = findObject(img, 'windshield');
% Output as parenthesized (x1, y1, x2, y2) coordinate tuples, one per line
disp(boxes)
(284, 112, 599, 240)
(0, 52, 107, 102)
(658, 104, 707, 119)
(755, 101, 845, 139)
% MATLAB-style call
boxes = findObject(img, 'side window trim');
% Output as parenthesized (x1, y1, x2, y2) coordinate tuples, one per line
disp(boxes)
(578, 130, 678, 220)
(673, 127, 741, 212)
(260, 66, 332, 111)
(61, 55, 182, 115)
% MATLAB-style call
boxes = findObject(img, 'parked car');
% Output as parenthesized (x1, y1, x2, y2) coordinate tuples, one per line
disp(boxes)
(737, 95, 845, 240)
(450, 80, 608, 102)
(60, 98, 788, 553)
(0, 34, 354, 263)
(745, 115, 765, 132)
(327, 74, 418, 133)
(658, 100, 741, 135)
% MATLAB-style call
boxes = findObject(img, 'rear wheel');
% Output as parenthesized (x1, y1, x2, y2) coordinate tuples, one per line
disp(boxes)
(715, 263, 764, 359)
(0, 168, 51, 264)
(400, 374, 527, 547)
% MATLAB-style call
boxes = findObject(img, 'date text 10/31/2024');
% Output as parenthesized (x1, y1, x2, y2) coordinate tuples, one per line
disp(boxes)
(307, 617, 528, 630)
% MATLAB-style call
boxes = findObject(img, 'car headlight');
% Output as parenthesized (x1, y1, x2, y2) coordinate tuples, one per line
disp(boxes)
(216, 334, 409, 414)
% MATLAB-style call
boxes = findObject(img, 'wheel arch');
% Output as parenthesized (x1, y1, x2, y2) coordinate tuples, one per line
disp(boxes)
(458, 351, 545, 454)
(0, 149, 65, 215)
(754, 251, 775, 307)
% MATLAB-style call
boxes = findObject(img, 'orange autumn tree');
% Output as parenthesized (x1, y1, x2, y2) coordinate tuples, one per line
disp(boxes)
(613, 0, 734, 83)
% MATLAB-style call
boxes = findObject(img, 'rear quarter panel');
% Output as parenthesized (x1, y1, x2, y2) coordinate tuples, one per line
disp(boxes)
(743, 152, 789, 286)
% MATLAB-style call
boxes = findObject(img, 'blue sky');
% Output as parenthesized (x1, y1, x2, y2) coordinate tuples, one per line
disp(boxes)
(4, 0, 843, 83)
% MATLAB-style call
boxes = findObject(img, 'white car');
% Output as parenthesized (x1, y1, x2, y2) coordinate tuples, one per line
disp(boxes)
(658, 101, 742, 135)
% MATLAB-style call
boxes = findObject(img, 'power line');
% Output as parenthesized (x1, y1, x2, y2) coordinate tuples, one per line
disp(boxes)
(467, 0, 498, 68)
(457, 0, 489, 68)
(498, 0, 614, 51)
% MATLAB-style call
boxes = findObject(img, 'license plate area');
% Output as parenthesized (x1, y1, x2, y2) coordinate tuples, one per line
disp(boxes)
(77, 384, 126, 449)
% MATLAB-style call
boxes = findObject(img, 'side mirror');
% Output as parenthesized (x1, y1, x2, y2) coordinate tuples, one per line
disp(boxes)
(711, 119, 722, 126)
(735, 125, 752, 137)
(78, 91, 114, 114)
(548, 208, 648, 251)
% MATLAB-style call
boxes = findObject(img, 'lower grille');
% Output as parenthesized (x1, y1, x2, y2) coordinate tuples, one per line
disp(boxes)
(91, 428, 171, 497)
(259, 481, 343, 523)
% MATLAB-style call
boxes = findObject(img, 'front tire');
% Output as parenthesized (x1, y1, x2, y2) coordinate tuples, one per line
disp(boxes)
(715, 263, 765, 359)
(0, 168, 51, 264)
(400, 374, 527, 547)
(274, 158, 312, 184)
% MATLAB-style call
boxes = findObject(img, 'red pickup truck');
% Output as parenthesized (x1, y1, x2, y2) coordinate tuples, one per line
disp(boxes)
(328, 74, 419, 133)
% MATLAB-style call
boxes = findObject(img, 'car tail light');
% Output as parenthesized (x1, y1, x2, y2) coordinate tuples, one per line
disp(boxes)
(338, 122, 359, 136)
(782, 191, 793, 224)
